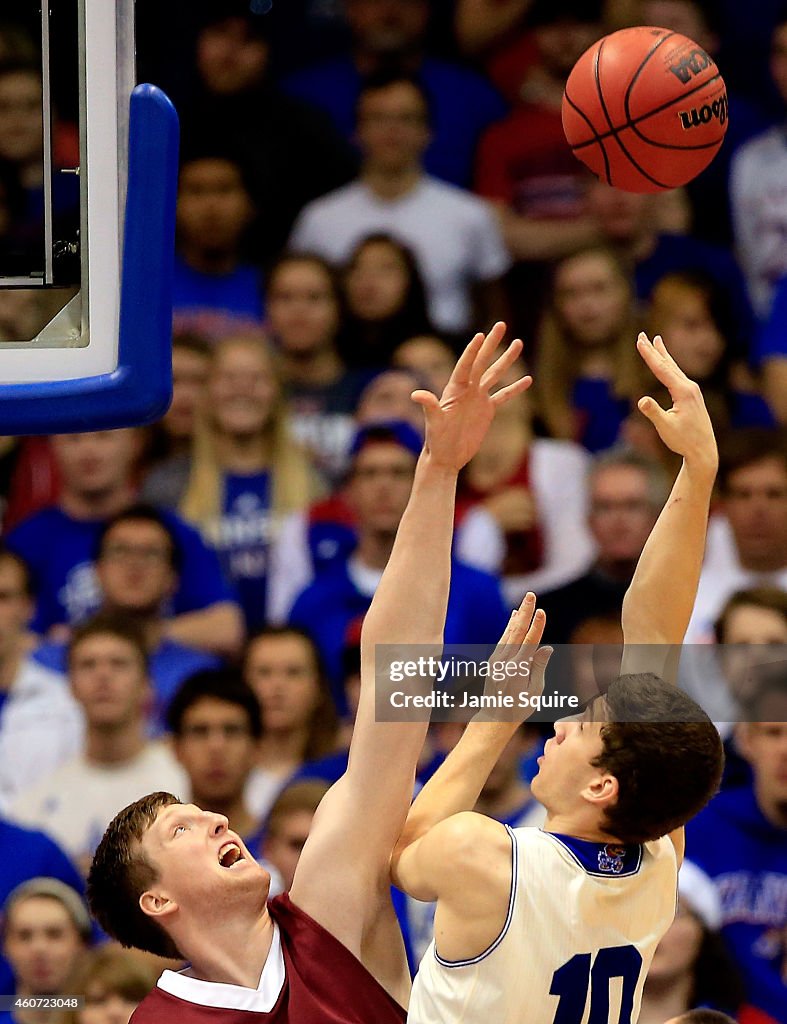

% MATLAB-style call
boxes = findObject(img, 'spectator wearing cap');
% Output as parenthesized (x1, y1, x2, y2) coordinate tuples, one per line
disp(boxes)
(267, 420, 500, 632)
(1, 879, 90, 1019)
(281, 421, 509, 699)
(172, 6, 358, 266)
(289, 71, 510, 336)
(685, 690, 787, 1021)
(32, 506, 221, 733)
(0, 821, 84, 1000)
(9, 615, 186, 874)
(282, 0, 507, 190)
(638, 861, 752, 1024)
(0, 547, 83, 810)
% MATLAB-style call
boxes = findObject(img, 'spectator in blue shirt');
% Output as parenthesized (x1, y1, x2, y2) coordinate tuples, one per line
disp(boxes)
(685, 679, 787, 1021)
(6, 430, 244, 659)
(173, 153, 264, 342)
(33, 505, 221, 732)
(282, 0, 507, 189)
(288, 421, 510, 695)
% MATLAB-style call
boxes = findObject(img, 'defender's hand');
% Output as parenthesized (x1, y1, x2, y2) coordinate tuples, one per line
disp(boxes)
(413, 321, 532, 473)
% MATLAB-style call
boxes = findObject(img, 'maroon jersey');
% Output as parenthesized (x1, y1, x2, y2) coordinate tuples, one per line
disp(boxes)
(131, 893, 407, 1024)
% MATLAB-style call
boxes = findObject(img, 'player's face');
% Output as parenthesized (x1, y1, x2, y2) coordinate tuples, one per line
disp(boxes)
(723, 458, 787, 567)
(346, 240, 411, 322)
(553, 252, 629, 347)
(589, 465, 659, 563)
(208, 341, 277, 438)
(3, 897, 85, 997)
(140, 803, 269, 917)
(177, 159, 254, 252)
(264, 809, 315, 892)
(97, 520, 177, 615)
(245, 634, 321, 733)
(347, 442, 417, 535)
(175, 697, 257, 805)
(165, 345, 210, 442)
(53, 430, 139, 498)
(267, 261, 340, 355)
(530, 702, 609, 813)
(357, 83, 430, 171)
(69, 634, 149, 728)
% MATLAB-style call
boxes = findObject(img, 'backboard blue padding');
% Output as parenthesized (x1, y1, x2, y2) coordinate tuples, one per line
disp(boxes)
(0, 83, 178, 434)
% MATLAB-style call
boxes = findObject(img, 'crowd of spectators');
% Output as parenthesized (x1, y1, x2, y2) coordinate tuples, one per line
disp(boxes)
(0, 1, 785, 1022)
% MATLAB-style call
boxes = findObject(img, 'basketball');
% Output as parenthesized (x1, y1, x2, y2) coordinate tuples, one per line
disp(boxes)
(562, 26, 728, 193)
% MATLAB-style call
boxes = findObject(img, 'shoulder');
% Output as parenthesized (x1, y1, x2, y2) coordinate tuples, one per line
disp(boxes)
(420, 177, 489, 216)
(449, 559, 501, 590)
(731, 127, 787, 175)
(429, 812, 510, 873)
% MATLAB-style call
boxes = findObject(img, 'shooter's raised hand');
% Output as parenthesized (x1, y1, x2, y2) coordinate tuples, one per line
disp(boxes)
(636, 332, 718, 473)
(413, 321, 531, 472)
(484, 592, 553, 717)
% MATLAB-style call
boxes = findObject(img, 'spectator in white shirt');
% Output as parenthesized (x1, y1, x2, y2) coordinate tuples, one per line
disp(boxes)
(289, 70, 510, 335)
(10, 614, 186, 873)
(0, 547, 82, 812)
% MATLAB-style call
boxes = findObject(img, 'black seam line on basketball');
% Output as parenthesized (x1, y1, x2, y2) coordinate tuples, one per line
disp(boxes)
(569, 71, 724, 150)
(593, 38, 617, 185)
(564, 89, 612, 183)
(624, 30, 677, 129)
(594, 33, 671, 189)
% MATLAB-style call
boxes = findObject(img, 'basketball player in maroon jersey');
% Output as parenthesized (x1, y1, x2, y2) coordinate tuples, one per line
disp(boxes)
(86, 323, 535, 1023)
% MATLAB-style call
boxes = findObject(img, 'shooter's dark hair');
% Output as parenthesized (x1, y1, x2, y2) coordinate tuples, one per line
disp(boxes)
(593, 674, 724, 843)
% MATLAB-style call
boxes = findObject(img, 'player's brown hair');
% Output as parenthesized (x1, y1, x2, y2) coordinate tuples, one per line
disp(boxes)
(87, 792, 182, 958)
(592, 674, 724, 843)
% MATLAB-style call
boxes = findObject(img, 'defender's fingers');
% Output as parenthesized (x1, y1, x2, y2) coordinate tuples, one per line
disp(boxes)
(491, 375, 533, 406)
(471, 321, 508, 381)
(480, 338, 524, 391)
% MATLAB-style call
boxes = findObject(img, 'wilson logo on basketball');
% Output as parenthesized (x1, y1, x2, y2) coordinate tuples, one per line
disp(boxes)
(678, 93, 728, 130)
(668, 48, 714, 85)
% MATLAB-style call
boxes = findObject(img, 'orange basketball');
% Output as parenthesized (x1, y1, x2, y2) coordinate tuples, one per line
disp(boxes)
(562, 26, 728, 193)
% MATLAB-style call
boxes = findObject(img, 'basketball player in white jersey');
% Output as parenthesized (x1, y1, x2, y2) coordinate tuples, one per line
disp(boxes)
(391, 334, 725, 1024)
(86, 323, 534, 1024)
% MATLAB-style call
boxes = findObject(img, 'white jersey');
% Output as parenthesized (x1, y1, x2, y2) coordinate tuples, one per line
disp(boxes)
(408, 827, 678, 1024)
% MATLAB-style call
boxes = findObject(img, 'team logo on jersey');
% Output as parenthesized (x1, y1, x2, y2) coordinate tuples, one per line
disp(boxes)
(597, 844, 627, 874)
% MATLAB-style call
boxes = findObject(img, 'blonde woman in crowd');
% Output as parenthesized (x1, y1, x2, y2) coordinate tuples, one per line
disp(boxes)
(171, 335, 318, 631)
